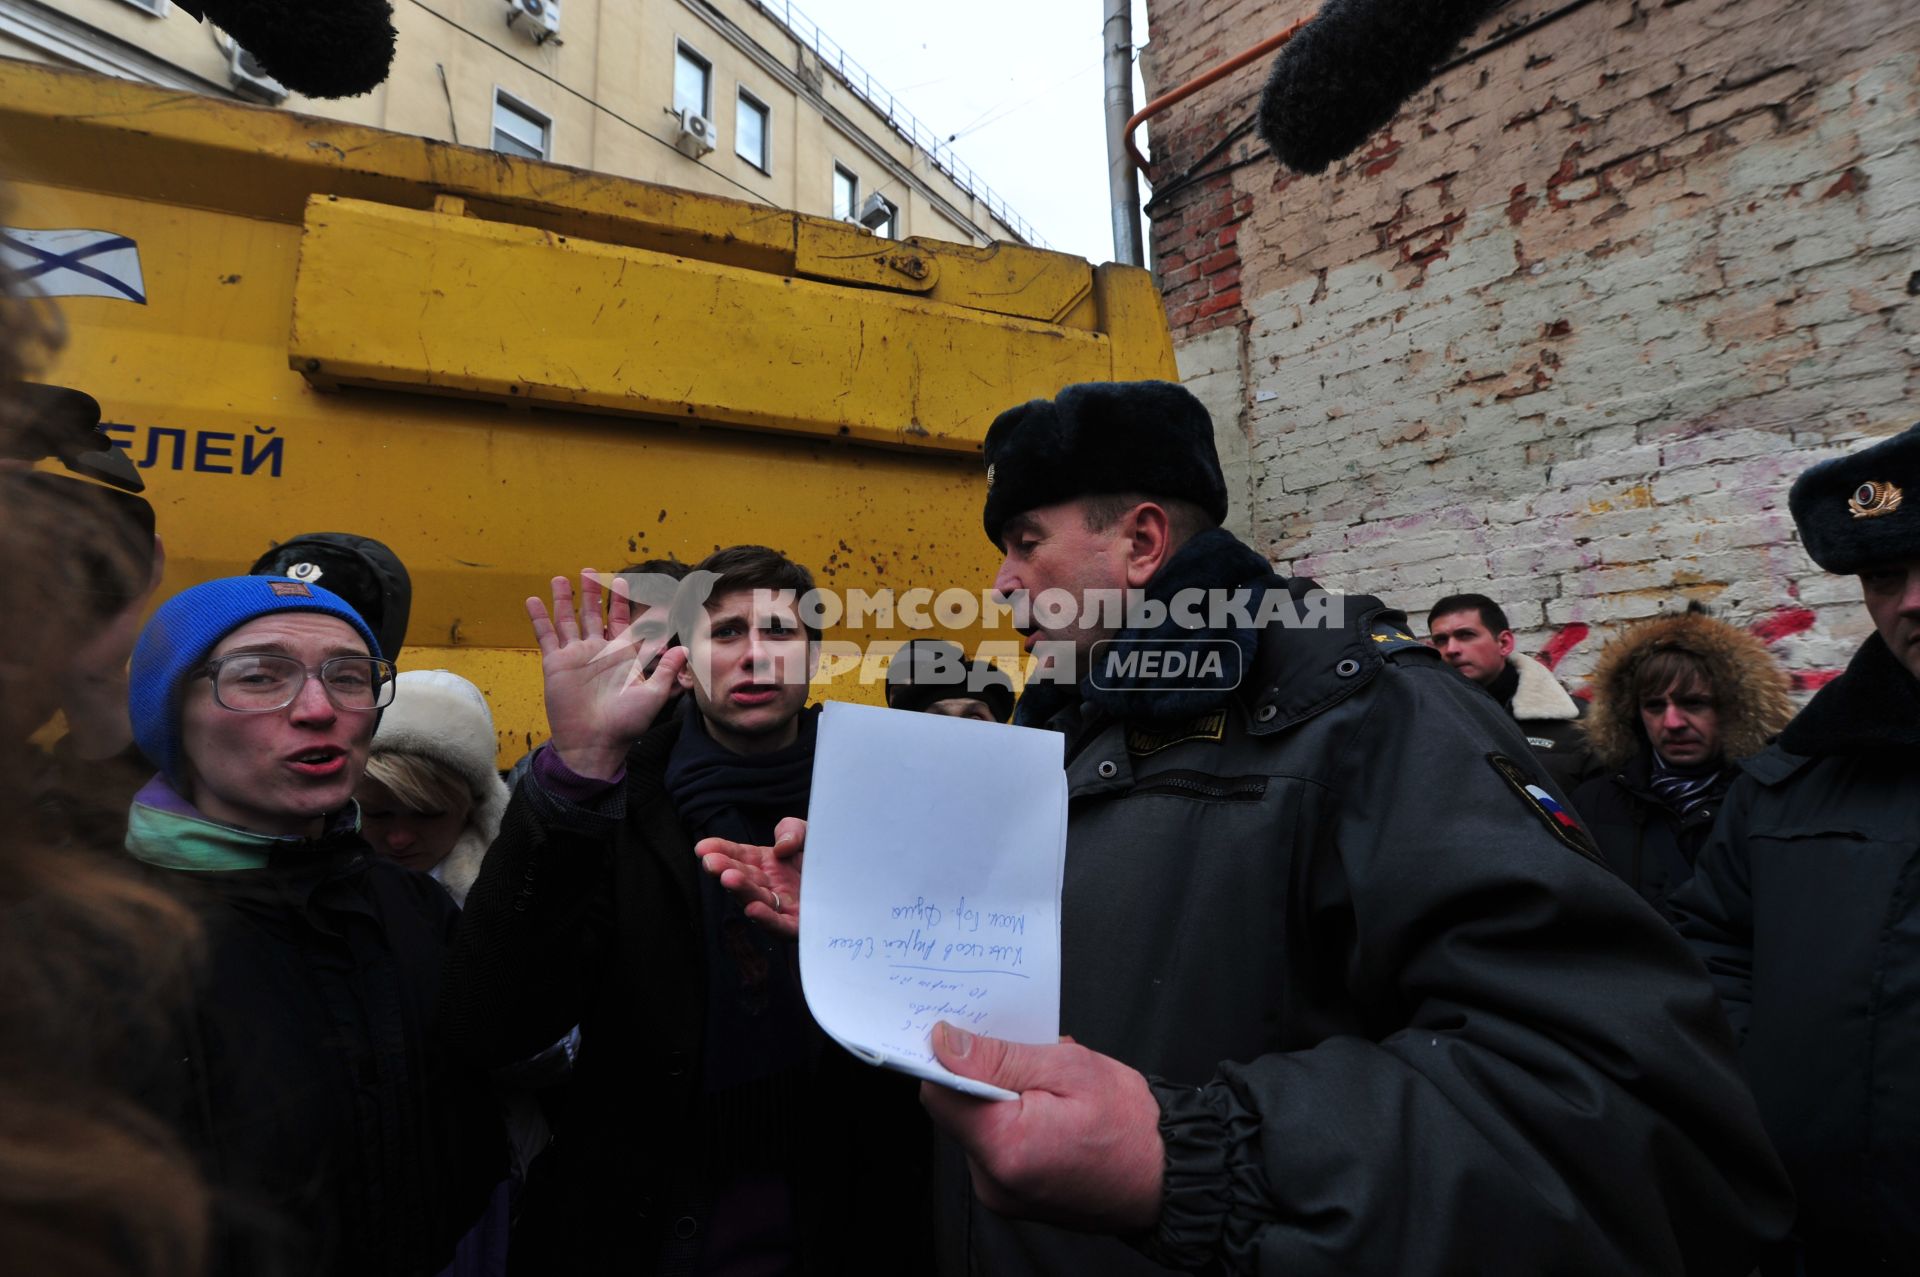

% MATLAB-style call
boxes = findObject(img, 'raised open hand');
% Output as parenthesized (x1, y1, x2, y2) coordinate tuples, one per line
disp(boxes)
(697, 815, 806, 939)
(528, 570, 687, 780)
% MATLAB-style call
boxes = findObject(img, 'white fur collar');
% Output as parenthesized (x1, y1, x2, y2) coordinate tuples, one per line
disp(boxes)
(1509, 652, 1579, 722)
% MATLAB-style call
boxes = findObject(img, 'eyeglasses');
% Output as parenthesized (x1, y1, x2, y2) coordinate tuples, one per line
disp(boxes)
(200, 654, 396, 713)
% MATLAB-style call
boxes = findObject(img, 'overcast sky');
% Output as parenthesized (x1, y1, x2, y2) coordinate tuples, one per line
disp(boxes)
(786, 0, 1151, 263)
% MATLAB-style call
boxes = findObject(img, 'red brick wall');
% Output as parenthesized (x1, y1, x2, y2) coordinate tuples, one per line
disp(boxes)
(1140, 0, 1920, 690)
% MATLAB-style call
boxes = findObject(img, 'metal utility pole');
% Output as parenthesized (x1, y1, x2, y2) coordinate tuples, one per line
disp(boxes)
(1103, 0, 1145, 266)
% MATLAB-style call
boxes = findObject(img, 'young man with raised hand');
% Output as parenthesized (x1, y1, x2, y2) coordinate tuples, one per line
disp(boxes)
(442, 546, 928, 1274)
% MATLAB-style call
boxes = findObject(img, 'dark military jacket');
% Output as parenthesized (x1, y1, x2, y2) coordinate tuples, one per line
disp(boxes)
(1671, 633, 1920, 1274)
(940, 568, 1793, 1277)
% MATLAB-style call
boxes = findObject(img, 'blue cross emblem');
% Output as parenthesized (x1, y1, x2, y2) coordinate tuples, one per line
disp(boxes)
(1, 228, 147, 304)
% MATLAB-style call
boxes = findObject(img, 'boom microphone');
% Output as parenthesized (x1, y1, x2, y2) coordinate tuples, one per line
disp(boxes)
(173, 0, 398, 99)
(1258, 0, 1510, 174)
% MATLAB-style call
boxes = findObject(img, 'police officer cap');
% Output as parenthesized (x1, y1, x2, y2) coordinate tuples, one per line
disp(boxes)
(1788, 422, 1920, 573)
(981, 381, 1228, 546)
(885, 639, 1015, 722)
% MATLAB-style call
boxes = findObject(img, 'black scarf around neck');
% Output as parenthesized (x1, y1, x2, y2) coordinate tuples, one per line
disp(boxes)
(663, 703, 818, 845)
(1487, 659, 1521, 710)
(1778, 632, 1920, 757)
(1014, 528, 1276, 729)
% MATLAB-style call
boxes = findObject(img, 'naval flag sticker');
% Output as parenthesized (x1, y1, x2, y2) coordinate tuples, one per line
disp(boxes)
(1487, 753, 1603, 865)
(1, 227, 147, 304)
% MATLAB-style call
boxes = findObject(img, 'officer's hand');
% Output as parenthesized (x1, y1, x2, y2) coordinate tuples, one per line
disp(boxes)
(697, 816, 806, 939)
(921, 1023, 1163, 1233)
(528, 571, 686, 780)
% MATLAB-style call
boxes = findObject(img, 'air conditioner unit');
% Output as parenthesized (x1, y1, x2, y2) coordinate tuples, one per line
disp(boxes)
(674, 108, 717, 159)
(857, 193, 895, 232)
(506, 0, 562, 43)
(228, 42, 287, 104)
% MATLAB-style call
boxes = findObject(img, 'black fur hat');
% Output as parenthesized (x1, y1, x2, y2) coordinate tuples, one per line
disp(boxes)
(885, 639, 1015, 723)
(249, 532, 412, 661)
(1788, 422, 1920, 573)
(981, 381, 1227, 546)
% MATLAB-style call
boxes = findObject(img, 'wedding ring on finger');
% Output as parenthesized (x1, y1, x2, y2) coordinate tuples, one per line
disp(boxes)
(771, 892, 783, 913)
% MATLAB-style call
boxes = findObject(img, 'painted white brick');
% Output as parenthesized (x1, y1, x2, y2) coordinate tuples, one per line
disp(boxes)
(1153, 0, 1914, 695)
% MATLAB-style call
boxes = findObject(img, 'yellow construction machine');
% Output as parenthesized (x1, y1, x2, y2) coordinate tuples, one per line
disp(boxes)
(0, 59, 1176, 760)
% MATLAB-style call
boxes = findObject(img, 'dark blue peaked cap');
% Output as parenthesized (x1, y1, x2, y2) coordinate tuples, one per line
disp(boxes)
(980, 381, 1228, 545)
(1788, 422, 1920, 573)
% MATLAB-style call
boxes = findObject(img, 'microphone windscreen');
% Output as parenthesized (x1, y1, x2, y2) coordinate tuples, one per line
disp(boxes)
(1258, 0, 1509, 174)
(195, 0, 398, 99)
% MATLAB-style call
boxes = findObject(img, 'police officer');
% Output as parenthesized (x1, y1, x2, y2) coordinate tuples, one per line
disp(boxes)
(703, 382, 1793, 1275)
(1671, 422, 1920, 1273)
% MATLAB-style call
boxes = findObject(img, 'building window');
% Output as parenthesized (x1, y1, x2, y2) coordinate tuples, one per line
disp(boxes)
(674, 42, 712, 118)
(735, 89, 770, 172)
(833, 164, 858, 222)
(492, 91, 550, 160)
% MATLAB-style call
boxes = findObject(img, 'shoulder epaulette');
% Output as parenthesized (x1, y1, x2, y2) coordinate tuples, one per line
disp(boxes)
(1368, 622, 1429, 656)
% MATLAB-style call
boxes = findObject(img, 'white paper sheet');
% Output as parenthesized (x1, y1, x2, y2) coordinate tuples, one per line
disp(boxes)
(800, 701, 1068, 1100)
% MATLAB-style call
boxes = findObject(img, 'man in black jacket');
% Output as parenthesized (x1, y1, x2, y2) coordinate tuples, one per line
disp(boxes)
(1572, 609, 1793, 908)
(1671, 422, 1920, 1273)
(703, 382, 1795, 1276)
(441, 546, 928, 1274)
(1426, 593, 1596, 788)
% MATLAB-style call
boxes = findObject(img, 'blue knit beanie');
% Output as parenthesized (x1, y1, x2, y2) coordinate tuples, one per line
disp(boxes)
(129, 576, 382, 788)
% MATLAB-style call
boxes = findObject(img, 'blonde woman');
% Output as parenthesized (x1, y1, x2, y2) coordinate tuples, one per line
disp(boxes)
(357, 670, 509, 907)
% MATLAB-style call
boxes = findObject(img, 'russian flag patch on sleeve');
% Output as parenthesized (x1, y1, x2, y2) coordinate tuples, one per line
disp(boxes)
(1487, 753, 1604, 865)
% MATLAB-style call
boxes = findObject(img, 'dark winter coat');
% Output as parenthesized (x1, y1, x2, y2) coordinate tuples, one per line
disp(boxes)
(147, 819, 503, 1277)
(1670, 632, 1920, 1273)
(1573, 610, 1795, 906)
(1572, 750, 1735, 908)
(439, 703, 932, 1274)
(1501, 651, 1598, 789)
(943, 533, 1793, 1276)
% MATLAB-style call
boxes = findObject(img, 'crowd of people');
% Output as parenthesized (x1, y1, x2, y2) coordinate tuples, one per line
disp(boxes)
(3, 230, 1918, 1277)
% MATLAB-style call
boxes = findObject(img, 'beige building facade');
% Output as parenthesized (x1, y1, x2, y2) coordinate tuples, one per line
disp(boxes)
(0, 0, 1033, 246)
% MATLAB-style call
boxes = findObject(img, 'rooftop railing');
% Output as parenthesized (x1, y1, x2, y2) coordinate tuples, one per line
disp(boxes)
(748, 0, 1048, 248)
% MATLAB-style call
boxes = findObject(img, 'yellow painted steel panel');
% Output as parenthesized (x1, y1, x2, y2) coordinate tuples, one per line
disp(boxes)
(289, 197, 1129, 452)
(2, 61, 1177, 765)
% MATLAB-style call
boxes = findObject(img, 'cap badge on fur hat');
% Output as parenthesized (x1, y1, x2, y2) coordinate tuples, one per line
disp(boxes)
(1788, 422, 1920, 573)
(980, 380, 1227, 545)
(285, 560, 326, 583)
(1849, 481, 1903, 519)
(986, 462, 996, 492)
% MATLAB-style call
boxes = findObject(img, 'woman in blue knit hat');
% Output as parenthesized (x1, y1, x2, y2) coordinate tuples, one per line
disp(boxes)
(125, 576, 502, 1277)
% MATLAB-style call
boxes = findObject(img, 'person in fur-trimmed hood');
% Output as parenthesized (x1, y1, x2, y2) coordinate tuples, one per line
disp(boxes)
(1670, 422, 1920, 1273)
(356, 669, 510, 907)
(1570, 608, 1793, 908)
(1426, 593, 1597, 789)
